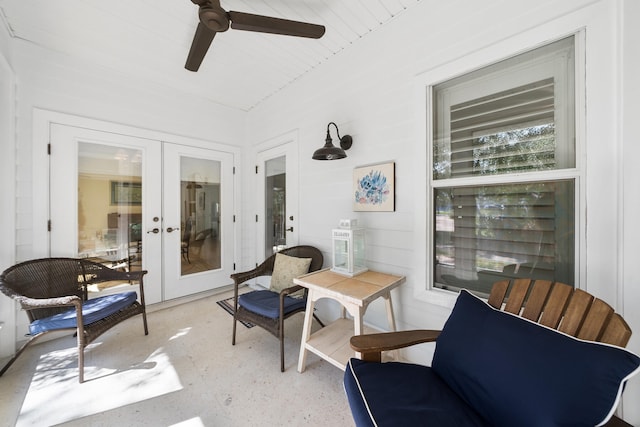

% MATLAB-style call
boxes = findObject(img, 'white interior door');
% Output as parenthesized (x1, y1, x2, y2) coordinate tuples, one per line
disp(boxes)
(162, 143, 235, 300)
(49, 124, 163, 304)
(256, 140, 299, 261)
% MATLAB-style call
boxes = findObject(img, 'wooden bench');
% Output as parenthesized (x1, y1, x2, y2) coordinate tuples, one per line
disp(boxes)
(347, 279, 637, 426)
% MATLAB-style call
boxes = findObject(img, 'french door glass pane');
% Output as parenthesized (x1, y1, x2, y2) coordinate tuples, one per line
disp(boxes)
(77, 143, 143, 276)
(180, 157, 221, 275)
(434, 180, 575, 295)
(265, 156, 286, 255)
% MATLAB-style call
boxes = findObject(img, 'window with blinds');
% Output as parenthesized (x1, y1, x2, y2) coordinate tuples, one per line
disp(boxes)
(431, 37, 576, 295)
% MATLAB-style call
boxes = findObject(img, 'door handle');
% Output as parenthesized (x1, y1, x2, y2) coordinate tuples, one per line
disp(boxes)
(286, 227, 294, 232)
(147, 228, 160, 234)
(166, 227, 180, 233)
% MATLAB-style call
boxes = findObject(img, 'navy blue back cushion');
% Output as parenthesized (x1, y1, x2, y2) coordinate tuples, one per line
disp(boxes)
(432, 290, 640, 427)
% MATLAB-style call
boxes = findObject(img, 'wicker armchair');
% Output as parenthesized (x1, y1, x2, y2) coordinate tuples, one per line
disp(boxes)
(231, 245, 324, 371)
(0, 257, 149, 382)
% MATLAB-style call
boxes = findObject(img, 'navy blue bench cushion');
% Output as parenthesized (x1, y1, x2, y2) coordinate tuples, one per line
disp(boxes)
(238, 290, 306, 319)
(433, 290, 640, 427)
(344, 358, 489, 427)
(29, 291, 138, 335)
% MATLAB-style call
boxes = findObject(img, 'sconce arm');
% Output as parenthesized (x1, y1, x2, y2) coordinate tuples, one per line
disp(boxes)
(327, 122, 353, 150)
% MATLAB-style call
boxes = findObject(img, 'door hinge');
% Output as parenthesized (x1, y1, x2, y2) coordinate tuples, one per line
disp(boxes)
(233, 166, 236, 174)
(255, 165, 258, 174)
(255, 214, 258, 222)
(47, 143, 51, 155)
(233, 263, 236, 270)
(233, 215, 236, 223)
(47, 219, 52, 232)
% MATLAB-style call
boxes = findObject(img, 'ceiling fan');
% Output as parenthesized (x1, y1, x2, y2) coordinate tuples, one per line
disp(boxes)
(185, 0, 326, 72)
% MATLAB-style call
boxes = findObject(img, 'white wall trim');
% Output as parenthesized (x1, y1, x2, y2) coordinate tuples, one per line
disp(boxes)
(613, 0, 625, 314)
(0, 48, 17, 358)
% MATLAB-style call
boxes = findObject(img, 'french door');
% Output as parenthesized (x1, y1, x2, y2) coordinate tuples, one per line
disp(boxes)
(256, 140, 299, 261)
(162, 143, 234, 300)
(49, 124, 235, 304)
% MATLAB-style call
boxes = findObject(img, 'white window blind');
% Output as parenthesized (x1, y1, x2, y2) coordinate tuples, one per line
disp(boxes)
(435, 181, 574, 295)
(450, 78, 556, 177)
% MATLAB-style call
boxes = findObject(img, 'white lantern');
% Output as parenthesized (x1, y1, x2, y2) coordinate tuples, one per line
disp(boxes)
(331, 221, 367, 277)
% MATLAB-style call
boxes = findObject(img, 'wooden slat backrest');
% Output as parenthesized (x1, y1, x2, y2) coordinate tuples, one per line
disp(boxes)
(521, 280, 552, 321)
(487, 280, 509, 309)
(577, 298, 614, 341)
(539, 282, 573, 329)
(503, 279, 532, 314)
(488, 279, 632, 348)
(558, 288, 593, 336)
(601, 314, 632, 347)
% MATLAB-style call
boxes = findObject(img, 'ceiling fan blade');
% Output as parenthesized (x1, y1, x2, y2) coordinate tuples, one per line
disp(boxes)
(185, 22, 217, 71)
(228, 11, 325, 39)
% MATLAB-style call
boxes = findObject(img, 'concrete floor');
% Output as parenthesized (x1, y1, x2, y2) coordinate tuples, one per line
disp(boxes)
(0, 289, 354, 426)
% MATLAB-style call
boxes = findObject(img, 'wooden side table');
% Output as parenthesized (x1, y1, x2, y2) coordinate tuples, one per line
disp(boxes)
(295, 268, 405, 372)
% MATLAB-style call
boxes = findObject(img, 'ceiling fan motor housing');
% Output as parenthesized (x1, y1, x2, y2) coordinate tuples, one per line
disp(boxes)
(199, 5, 230, 32)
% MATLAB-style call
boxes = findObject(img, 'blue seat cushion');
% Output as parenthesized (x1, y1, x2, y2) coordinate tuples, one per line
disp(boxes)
(344, 358, 489, 427)
(238, 290, 306, 319)
(432, 290, 640, 427)
(29, 291, 138, 335)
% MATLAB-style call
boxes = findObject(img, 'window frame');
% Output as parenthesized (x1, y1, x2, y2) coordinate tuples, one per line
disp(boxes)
(432, 37, 576, 296)
(413, 31, 586, 308)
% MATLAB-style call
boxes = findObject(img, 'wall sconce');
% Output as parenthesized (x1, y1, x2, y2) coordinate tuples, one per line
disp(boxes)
(312, 122, 353, 160)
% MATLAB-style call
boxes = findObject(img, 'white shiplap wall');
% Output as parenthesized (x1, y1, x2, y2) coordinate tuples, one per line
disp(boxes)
(244, 0, 640, 422)
(0, 22, 17, 361)
(621, 3, 640, 423)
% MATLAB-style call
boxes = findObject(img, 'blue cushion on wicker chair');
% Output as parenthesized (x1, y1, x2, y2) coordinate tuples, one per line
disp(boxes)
(238, 290, 306, 319)
(29, 291, 138, 335)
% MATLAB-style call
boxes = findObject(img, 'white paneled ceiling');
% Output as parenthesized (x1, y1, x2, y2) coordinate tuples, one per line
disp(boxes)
(0, 0, 421, 111)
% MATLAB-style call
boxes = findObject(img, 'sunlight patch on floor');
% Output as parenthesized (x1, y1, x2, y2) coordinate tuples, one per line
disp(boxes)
(169, 327, 192, 341)
(170, 417, 206, 427)
(17, 348, 182, 426)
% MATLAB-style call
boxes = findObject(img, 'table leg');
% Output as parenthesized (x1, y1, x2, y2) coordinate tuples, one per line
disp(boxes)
(297, 290, 316, 373)
(353, 306, 364, 359)
(384, 292, 397, 332)
(384, 292, 399, 361)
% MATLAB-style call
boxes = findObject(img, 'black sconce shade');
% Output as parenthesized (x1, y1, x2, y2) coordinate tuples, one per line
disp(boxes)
(312, 122, 353, 160)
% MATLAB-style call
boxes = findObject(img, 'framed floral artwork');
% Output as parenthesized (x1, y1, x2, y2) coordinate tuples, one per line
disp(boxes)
(353, 162, 395, 212)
